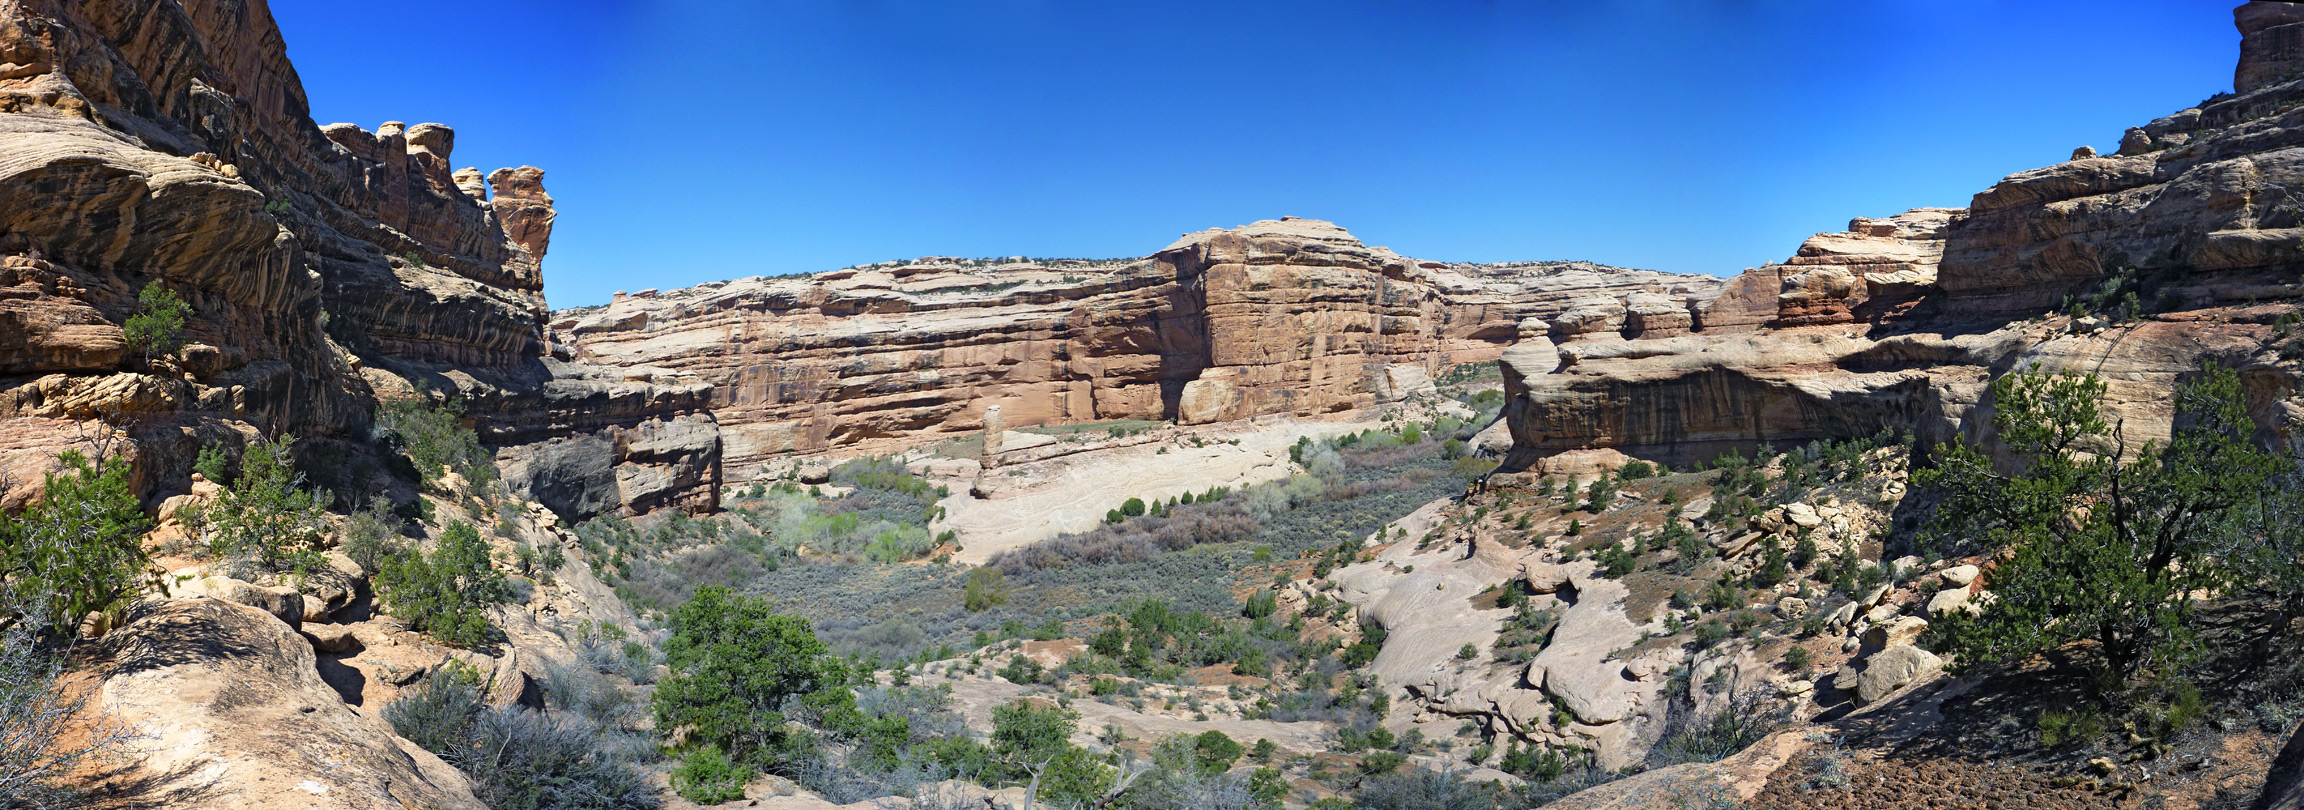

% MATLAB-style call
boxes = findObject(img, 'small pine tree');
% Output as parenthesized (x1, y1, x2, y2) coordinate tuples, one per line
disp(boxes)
(122, 281, 189, 362)
(0, 451, 154, 634)
(187, 436, 330, 580)
(964, 566, 1009, 612)
(375, 522, 509, 647)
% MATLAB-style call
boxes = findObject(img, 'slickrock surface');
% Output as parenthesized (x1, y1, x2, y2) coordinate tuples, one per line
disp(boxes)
(560, 218, 1724, 480)
(0, 0, 716, 515)
(89, 598, 489, 810)
(1500, 1, 2304, 473)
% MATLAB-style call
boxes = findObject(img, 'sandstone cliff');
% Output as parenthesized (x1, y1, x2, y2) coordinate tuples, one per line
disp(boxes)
(1499, 2, 2304, 475)
(0, 0, 717, 516)
(559, 218, 1724, 480)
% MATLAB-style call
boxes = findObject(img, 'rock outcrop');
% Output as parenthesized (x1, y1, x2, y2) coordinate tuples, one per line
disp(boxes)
(90, 597, 489, 810)
(1500, 2, 2304, 473)
(2264, 720, 2304, 810)
(560, 218, 1724, 479)
(0, 0, 717, 516)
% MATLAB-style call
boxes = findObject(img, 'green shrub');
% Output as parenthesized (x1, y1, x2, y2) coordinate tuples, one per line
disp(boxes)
(1241, 589, 1277, 620)
(1618, 460, 1655, 481)
(0, 610, 135, 805)
(1649, 689, 1785, 767)
(1499, 742, 1567, 781)
(1749, 536, 1789, 588)
(1919, 364, 2283, 684)
(375, 522, 509, 647)
(1354, 766, 1500, 810)
(386, 670, 659, 810)
(0, 451, 152, 635)
(122, 281, 189, 361)
(1361, 749, 1407, 775)
(991, 698, 1113, 804)
(1193, 729, 1244, 774)
(1122, 497, 1147, 517)
(1781, 645, 1812, 675)
(379, 392, 495, 490)
(1250, 737, 1278, 763)
(1595, 543, 1637, 579)
(339, 498, 408, 574)
(964, 566, 1009, 611)
(670, 745, 751, 804)
(193, 444, 231, 485)
(860, 523, 933, 563)
(2036, 707, 2104, 748)
(653, 585, 854, 766)
(186, 435, 330, 580)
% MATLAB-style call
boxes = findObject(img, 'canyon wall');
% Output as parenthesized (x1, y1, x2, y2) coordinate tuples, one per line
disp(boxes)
(1498, 1, 2304, 476)
(0, 0, 717, 516)
(557, 218, 1726, 480)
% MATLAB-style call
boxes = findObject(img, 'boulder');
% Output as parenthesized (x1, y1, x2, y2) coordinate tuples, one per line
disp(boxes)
(2260, 718, 2304, 810)
(1775, 596, 1810, 620)
(1782, 502, 1823, 528)
(1178, 377, 1244, 425)
(1826, 601, 1859, 630)
(93, 599, 487, 809)
(1861, 616, 1929, 650)
(1830, 663, 1863, 692)
(1375, 364, 1439, 402)
(174, 575, 304, 629)
(1926, 587, 1979, 618)
(1940, 564, 1980, 587)
(1522, 561, 1572, 594)
(1860, 585, 1891, 609)
(302, 623, 363, 654)
(1856, 644, 1943, 705)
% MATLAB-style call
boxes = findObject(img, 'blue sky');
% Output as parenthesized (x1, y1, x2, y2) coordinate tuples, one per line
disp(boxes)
(272, 1, 2238, 309)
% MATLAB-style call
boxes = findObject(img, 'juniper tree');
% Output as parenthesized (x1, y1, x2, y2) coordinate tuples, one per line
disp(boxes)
(1919, 363, 2282, 688)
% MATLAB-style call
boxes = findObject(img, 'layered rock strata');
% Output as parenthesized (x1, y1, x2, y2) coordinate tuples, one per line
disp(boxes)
(1501, 1, 2304, 473)
(0, 0, 716, 515)
(561, 218, 1724, 479)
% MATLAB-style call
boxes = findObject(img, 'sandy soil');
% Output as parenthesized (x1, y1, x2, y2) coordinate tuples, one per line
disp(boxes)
(928, 415, 1378, 566)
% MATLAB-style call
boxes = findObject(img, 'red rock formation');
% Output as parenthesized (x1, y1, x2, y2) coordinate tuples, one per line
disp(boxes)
(0, 0, 714, 515)
(1501, 3, 2304, 473)
(560, 218, 1724, 479)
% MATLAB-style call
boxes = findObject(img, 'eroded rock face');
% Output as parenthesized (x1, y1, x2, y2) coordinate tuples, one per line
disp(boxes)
(91, 598, 489, 810)
(0, 0, 716, 515)
(1501, 4, 2304, 473)
(560, 218, 1724, 479)
(2240, 1, 2304, 95)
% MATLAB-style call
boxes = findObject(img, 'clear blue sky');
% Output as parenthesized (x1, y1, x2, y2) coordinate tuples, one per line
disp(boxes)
(271, 1, 2238, 309)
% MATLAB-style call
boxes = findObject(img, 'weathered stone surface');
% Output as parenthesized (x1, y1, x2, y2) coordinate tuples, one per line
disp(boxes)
(92, 598, 488, 810)
(1856, 644, 1943, 705)
(1498, 6, 2304, 477)
(173, 575, 304, 629)
(1861, 616, 1929, 650)
(1926, 586, 1980, 618)
(2239, 1, 2304, 95)
(560, 218, 1721, 479)
(1774, 596, 1809, 619)
(2262, 719, 2304, 810)
(0, 0, 716, 515)
(1940, 564, 1981, 588)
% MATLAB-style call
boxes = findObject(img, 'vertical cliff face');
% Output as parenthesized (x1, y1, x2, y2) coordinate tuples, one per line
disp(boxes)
(0, 0, 717, 516)
(1498, 1, 2304, 475)
(558, 218, 1726, 481)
